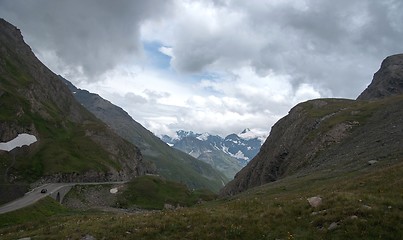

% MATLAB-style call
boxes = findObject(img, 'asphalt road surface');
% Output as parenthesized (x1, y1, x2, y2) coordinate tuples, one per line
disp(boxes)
(0, 182, 127, 214)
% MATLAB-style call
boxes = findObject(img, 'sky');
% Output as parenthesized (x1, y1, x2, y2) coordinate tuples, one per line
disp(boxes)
(1, 0, 402, 137)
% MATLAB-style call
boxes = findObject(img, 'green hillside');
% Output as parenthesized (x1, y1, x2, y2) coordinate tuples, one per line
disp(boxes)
(117, 175, 216, 210)
(0, 19, 151, 205)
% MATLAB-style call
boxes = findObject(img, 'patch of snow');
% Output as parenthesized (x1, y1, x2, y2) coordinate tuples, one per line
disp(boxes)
(233, 150, 249, 160)
(221, 145, 249, 160)
(171, 133, 180, 141)
(0, 133, 37, 152)
(110, 188, 118, 194)
(196, 132, 210, 141)
(222, 145, 230, 154)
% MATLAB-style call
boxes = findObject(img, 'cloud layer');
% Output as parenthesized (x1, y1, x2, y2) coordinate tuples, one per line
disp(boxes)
(1, 0, 403, 136)
(0, 0, 172, 79)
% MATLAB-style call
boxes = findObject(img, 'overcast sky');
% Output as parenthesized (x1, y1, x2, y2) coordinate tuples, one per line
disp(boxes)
(1, 0, 402, 137)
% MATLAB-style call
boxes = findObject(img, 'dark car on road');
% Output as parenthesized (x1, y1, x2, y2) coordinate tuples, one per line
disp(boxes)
(40, 188, 47, 193)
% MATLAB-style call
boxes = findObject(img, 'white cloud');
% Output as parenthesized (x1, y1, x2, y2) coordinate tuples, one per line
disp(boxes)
(158, 46, 174, 58)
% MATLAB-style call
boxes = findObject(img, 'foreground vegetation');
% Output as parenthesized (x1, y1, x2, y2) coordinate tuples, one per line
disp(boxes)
(0, 159, 401, 239)
(62, 175, 217, 211)
(117, 175, 217, 210)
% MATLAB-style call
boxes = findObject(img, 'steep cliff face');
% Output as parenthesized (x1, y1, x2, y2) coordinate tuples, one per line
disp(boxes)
(0, 19, 153, 189)
(358, 54, 403, 100)
(221, 55, 403, 196)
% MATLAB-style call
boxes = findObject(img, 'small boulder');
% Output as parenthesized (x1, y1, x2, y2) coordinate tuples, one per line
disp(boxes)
(81, 235, 96, 240)
(109, 188, 118, 194)
(307, 196, 322, 208)
(328, 222, 338, 230)
(362, 205, 372, 210)
(164, 203, 175, 210)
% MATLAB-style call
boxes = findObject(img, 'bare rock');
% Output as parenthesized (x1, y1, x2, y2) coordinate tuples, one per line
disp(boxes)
(362, 205, 372, 210)
(81, 234, 96, 240)
(307, 196, 322, 208)
(164, 203, 175, 210)
(328, 222, 338, 231)
(358, 54, 403, 100)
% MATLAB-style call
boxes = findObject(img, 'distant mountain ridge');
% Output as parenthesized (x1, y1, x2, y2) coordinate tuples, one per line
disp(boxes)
(62, 78, 228, 192)
(161, 129, 266, 179)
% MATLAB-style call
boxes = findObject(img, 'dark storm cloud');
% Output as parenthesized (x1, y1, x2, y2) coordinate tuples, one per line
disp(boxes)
(169, 0, 403, 97)
(0, 0, 172, 80)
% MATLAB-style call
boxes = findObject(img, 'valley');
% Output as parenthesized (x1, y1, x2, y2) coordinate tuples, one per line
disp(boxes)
(0, 12, 402, 240)
(160, 129, 265, 179)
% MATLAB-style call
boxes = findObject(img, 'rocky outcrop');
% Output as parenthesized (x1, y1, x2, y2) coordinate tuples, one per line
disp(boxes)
(221, 54, 403, 196)
(357, 54, 403, 100)
(32, 171, 129, 187)
(220, 99, 354, 195)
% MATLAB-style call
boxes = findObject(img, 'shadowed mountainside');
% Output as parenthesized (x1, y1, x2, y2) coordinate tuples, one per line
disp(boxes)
(221, 54, 403, 196)
(0, 19, 154, 204)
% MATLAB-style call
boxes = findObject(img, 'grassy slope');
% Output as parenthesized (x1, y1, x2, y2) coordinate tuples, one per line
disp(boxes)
(117, 175, 216, 210)
(0, 197, 69, 228)
(62, 176, 216, 211)
(1, 159, 401, 239)
(0, 48, 121, 184)
(0, 112, 118, 183)
(198, 150, 243, 179)
(144, 153, 226, 193)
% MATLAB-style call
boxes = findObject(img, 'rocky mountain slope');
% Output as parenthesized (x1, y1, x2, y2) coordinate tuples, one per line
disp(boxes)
(161, 129, 265, 178)
(62, 79, 228, 192)
(0, 19, 153, 203)
(357, 54, 403, 100)
(221, 54, 403, 196)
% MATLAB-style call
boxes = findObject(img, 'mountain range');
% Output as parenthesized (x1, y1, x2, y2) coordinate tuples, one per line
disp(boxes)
(161, 129, 266, 179)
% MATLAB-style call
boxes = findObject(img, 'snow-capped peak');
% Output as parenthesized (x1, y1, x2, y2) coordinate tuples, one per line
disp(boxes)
(238, 128, 268, 143)
(240, 128, 251, 134)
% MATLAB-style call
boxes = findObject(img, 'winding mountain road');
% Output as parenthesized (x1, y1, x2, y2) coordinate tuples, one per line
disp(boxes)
(0, 181, 127, 214)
